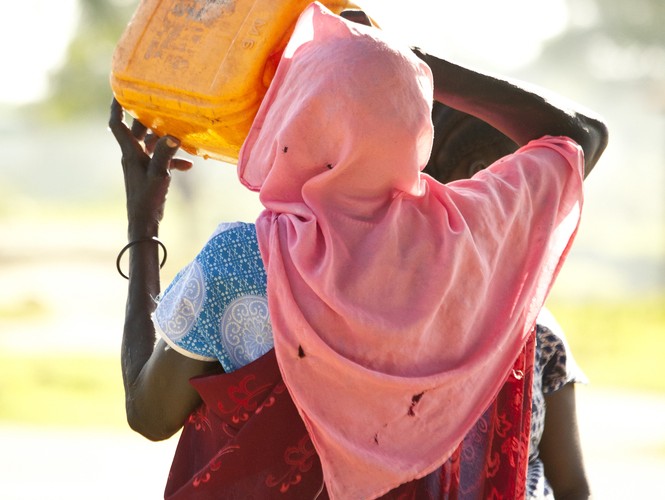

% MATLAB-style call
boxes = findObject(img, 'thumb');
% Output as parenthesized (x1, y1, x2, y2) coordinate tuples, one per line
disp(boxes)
(149, 136, 180, 177)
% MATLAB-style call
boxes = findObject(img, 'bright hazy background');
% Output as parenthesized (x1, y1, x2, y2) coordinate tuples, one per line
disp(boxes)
(1, 0, 663, 498)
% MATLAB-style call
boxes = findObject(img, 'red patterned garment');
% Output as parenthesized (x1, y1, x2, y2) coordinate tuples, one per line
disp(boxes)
(164, 349, 323, 500)
(440, 331, 535, 500)
(164, 331, 534, 500)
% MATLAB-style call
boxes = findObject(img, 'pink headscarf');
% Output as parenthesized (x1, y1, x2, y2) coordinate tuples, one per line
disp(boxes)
(238, 3, 584, 498)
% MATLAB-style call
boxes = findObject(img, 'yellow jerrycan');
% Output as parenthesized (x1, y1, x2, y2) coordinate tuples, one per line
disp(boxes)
(111, 0, 362, 164)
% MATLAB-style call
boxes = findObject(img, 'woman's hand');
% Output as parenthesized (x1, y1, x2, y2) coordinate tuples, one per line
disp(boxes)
(108, 98, 192, 239)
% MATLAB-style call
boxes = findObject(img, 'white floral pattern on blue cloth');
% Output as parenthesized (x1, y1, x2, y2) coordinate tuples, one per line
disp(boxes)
(221, 295, 273, 368)
(152, 222, 273, 373)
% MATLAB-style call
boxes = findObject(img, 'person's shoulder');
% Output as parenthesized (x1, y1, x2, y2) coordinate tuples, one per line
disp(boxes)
(536, 307, 589, 388)
(517, 135, 584, 170)
(478, 135, 585, 191)
(209, 221, 257, 238)
(536, 307, 572, 358)
(524, 135, 581, 149)
(536, 307, 566, 340)
(193, 221, 262, 271)
(204, 221, 258, 248)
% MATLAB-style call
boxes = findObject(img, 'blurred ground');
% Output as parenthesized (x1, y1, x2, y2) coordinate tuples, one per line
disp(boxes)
(1, 387, 664, 499)
(1, 246, 664, 498)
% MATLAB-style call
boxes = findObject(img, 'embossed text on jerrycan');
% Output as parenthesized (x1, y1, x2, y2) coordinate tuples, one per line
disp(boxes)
(110, 0, 361, 164)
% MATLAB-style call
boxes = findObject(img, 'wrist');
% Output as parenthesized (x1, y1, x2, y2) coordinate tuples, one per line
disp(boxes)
(116, 236, 168, 280)
(127, 218, 159, 240)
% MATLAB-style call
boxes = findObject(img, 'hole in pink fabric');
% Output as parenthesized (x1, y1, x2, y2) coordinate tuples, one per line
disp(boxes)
(408, 392, 425, 416)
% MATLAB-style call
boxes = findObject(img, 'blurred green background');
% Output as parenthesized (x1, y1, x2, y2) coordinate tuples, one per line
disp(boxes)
(0, 0, 663, 498)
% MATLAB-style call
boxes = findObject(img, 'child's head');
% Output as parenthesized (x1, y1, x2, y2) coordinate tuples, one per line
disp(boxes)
(424, 102, 518, 183)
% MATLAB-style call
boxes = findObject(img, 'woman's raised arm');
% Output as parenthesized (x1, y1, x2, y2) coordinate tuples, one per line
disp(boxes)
(416, 50, 608, 177)
(108, 99, 221, 441)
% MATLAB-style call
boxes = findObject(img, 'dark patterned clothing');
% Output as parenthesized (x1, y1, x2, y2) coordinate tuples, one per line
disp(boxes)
(165, 340, 535, 499)
(526, 311, 588, 499)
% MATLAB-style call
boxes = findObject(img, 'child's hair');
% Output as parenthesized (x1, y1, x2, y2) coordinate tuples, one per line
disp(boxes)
(424, 102, 518, 182)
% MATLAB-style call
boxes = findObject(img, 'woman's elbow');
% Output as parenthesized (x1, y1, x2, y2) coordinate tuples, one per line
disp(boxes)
(126, 399, 182, 441)
(578, 115, 609, 178)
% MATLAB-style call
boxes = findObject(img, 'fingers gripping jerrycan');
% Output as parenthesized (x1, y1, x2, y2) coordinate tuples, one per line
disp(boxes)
(111, 0, 361, 164)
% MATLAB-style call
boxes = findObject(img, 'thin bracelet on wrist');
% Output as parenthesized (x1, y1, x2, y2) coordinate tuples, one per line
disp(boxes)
(116, 236, 167, 279)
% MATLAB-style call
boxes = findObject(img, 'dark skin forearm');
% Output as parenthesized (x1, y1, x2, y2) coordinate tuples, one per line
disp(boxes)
(110, 99, 222, 441)
(338, 9, 608, 178)
(415, 50, 608, 178)
(539, 384, 590, 499)
(122, 202, 162, 398)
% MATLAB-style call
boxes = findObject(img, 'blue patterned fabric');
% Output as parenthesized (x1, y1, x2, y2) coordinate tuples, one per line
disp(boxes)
(153, 222, 273, 373)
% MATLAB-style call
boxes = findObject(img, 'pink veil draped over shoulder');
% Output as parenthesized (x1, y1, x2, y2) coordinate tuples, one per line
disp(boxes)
(238, 3, 584, 498)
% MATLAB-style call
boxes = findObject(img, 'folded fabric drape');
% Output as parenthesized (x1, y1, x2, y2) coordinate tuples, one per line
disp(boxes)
(236, 3, 583, 498)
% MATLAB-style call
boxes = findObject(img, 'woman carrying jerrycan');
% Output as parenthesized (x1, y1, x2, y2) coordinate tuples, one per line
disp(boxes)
(109, 2, 607, 498)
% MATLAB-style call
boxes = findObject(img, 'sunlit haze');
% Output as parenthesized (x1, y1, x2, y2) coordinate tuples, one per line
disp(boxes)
(0, 0, 568, 106)
(0, 0, 79, 105)
(361, 0, 568, 69)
